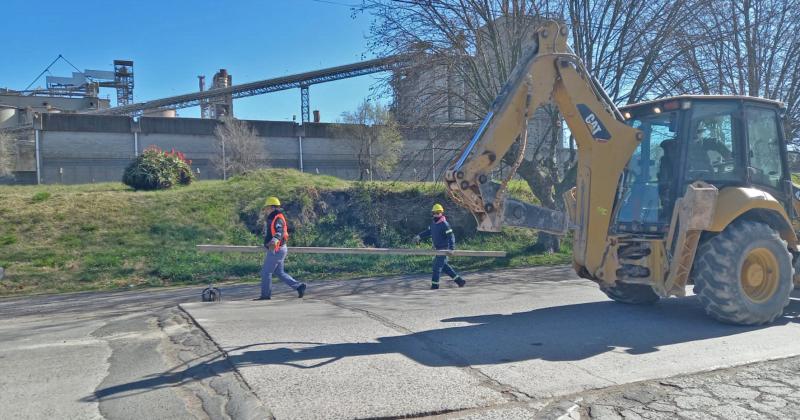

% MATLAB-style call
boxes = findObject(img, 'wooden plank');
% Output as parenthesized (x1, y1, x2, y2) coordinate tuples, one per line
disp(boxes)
(196, 244, 506, 258)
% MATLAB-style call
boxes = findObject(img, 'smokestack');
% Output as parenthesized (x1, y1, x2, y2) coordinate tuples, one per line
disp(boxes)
(313, 110, 320, 123)
(198, 75, 205, 92)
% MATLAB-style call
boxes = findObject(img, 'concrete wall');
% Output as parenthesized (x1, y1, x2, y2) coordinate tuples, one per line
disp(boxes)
(40, 131, 135, 184)
(8, 114, 475, 185)
(0, 94, 110, 112)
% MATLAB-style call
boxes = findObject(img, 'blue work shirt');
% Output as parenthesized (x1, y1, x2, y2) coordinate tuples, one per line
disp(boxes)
(418, 215, 456, 250)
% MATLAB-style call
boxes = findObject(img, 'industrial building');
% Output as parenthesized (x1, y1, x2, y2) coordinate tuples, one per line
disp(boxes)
(0, 31, 569, 185)
(0, 55, 455, 185)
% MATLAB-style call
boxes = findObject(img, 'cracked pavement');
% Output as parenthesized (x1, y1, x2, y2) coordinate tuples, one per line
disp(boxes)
(1, 266, 798, 419)
(565, 355, 800, 420)
(0, 285, 268, 419)
(0, 266, 574, 419)
(182, 274, 800, 419)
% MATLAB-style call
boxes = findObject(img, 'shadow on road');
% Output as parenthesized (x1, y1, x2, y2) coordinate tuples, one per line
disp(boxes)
(85, 291, 800, 401)
(2, 267, 577, 318)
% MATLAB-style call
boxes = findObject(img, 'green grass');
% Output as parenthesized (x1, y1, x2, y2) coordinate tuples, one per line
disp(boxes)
(0, 169, 568, 296)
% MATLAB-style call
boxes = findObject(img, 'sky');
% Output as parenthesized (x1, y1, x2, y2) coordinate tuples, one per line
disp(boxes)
(0, 0, 384, 122)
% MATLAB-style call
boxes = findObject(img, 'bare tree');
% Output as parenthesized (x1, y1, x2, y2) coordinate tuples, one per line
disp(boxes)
(561, 0, 697, 103)
(0, 131, 16, 179)
(363, 0, 695, 251)
(334, 100, 404, 181)
(212, 117, 265, 179)
(667, 0, 800, 142)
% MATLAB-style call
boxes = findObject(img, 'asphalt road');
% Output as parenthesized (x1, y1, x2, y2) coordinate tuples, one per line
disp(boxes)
(0, 280, 264, 419)
(182, 278, 800, 419)
(1, 266, 798, 419)
(0, 266, 572, 419)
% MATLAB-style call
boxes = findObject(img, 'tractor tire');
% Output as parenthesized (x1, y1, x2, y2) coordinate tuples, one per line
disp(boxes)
(692, 220, 793, 325)
(601, 282, 660, 305)
(793, 255, 800, 290)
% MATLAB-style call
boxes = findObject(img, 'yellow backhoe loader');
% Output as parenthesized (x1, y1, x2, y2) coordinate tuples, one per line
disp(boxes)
(446, 20, 799, 325)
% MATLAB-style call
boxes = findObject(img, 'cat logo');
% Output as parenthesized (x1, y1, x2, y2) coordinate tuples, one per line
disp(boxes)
(577, 104, 612, 142)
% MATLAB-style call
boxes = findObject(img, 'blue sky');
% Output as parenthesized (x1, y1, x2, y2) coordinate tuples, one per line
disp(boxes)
(0, 0, 384, 122)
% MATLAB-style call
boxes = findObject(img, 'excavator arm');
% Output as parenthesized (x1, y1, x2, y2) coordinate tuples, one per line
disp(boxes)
(445, 20, 643, 280)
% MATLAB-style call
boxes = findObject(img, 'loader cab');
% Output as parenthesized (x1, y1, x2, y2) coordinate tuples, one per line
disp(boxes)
(614, 96, 791, 235)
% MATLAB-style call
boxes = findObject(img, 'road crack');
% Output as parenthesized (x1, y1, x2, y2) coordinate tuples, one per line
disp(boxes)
(321, 299, 536, 403)
(162, 307, 275, 420)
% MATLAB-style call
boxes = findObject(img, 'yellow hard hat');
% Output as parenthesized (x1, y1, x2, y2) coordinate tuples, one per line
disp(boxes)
(264, 196, 281, 207)
(431, 203, 444, 213)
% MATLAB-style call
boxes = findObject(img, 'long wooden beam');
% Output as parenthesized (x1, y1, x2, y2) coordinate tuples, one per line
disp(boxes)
(197, 245, 506, 258)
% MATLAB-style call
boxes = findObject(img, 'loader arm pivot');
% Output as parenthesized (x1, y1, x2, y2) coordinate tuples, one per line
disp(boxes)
(445, 20, 642, 279)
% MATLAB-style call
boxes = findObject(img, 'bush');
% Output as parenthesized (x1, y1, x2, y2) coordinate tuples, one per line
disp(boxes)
(31, 191, 51, 202)
(123, 146, 195, 190)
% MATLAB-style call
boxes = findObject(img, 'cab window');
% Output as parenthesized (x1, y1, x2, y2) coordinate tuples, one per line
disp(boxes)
(745, 107, 784, 190)
(616, 111, 679, 227)
(686, 102, 743, 184)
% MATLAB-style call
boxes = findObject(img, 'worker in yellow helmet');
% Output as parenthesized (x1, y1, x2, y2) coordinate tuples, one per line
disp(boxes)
(413, 203, 466, 289)
(256, 196, 307, 300)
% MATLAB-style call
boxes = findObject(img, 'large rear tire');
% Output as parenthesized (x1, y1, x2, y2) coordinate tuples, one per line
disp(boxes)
(692, 220, 793, 325)
(601, 282, 660, 305)
(793, 255, 800, 289)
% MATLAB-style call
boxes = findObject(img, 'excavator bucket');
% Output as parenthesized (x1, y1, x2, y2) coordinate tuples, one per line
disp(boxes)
(473, 180, 569, 235)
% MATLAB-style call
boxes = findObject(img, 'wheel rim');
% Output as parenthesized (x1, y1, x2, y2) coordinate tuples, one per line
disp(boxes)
(740, 247, 780, 303)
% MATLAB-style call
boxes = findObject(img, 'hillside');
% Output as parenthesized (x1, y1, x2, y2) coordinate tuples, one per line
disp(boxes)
(0, 169, 569, 296)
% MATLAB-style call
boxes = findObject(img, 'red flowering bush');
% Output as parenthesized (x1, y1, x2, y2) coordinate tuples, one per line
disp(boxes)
(163, 148, 194, 186)
(123, 146, 195, 190)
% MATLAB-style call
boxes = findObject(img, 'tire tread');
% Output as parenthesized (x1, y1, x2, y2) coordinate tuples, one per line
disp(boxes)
(692, 220, 793, 325)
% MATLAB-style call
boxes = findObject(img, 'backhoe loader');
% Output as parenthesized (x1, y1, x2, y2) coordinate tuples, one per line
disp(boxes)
(446, 20, 798, 325)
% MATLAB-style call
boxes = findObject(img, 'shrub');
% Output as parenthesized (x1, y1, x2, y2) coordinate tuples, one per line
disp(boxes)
(31, 191, 51, 202)
(165, 148, 194, 186)
(123, 146, 195, 190)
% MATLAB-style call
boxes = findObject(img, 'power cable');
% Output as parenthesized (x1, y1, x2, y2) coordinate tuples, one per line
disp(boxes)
(23, 55, 62, 91)
(23, 54, 84, 92)
(59, 55, 83, 74)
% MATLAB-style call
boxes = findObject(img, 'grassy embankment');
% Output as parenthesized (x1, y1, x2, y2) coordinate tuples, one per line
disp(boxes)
(0, 169, 570, 296)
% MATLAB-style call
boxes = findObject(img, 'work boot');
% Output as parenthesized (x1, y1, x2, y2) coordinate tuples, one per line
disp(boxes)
(297, 283, 307, 298)
(430, 282, 440, 290)
(454, 277, 466, 288)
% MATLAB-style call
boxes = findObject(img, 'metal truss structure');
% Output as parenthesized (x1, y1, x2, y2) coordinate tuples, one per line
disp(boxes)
(87, 56, 407, 121)
(113, 60, 134, 106)
(300, 85, 310, 123)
